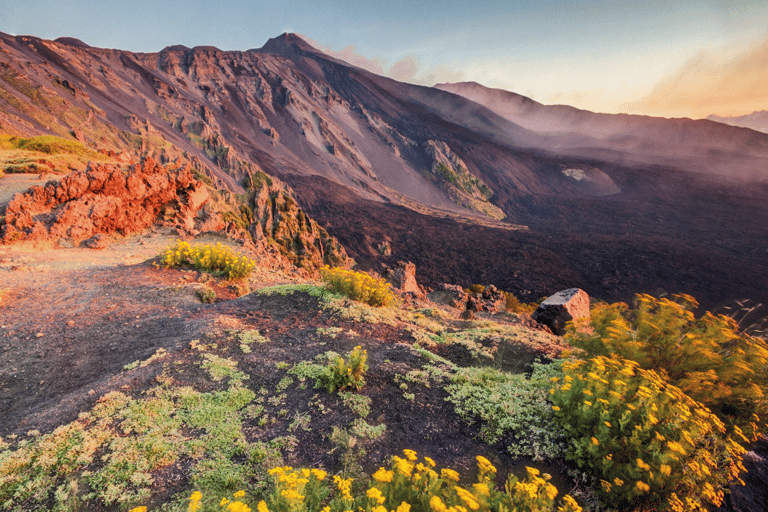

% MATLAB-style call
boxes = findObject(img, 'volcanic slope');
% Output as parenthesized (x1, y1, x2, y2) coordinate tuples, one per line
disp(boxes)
(1, 32, 768, 307)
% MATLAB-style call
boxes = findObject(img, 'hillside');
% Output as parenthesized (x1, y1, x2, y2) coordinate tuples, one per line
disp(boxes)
(1, 31, 768, 512)
(708, 111, 768, 135)
(1, 32, 768, 309)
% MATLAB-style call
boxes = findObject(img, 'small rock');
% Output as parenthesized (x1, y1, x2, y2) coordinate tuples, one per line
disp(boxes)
(82, 233, 109, 250)
(35, 332, 44, 338)
(67, 320, 75, 326)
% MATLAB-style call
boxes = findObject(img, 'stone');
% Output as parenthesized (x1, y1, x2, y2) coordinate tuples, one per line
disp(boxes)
(384, 261, 425, 298)
(0, 157, 210, 245)
(81, 233, 109, 250)
(531, 288, 591, 335)
(428, 284, 468, 309)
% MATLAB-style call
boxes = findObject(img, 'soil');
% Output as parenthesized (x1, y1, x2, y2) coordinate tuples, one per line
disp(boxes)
(0, 225, 577, 505)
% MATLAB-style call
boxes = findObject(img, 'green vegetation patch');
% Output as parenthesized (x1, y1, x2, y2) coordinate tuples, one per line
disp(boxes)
(445, 361, 566, 460)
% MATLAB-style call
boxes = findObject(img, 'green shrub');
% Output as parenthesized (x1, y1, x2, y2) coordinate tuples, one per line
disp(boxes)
(551, 355, 747, 511)
(11, 135, 102, 159)
(159, 240, 256, 280)
(320, 267, 397, 307)
(445, 362, 566, 460)
(321, 346, 368, 393)
(502, 292, 539, 314)
(196, 285, 216, 304)
(566, 293, 768, 437)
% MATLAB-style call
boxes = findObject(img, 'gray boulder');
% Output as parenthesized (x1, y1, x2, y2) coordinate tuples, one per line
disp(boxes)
(532, 288, 591, 335)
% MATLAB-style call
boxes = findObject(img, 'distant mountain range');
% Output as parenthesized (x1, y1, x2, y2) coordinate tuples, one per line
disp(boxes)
(1, 32, 767, 307)
(707, 111, 768, 134)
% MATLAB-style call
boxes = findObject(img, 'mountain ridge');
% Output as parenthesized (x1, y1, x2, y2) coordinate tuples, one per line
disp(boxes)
(1, 31, 767, 308)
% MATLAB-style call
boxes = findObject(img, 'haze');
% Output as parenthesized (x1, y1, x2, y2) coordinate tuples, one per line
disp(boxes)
(3, 0, 767, 118)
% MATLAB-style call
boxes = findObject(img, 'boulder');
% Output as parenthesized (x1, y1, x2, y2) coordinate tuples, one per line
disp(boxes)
(466, 284, 506, 314)
(428, 283, 468, 309)
(532, 288, 591, 335)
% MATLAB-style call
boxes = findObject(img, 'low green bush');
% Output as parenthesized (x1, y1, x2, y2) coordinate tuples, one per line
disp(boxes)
(445, 362, 566, 460)
(566, 293, 768, 437)
(321, 345, 368, 393)
(550, 355, 746, 511)
(320, 267, 397, 307)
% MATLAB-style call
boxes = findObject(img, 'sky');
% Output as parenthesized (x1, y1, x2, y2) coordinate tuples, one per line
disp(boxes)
(2, 0, 767, 118)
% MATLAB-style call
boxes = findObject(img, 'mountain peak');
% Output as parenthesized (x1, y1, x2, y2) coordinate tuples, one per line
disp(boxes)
(255, 32, 320, 56)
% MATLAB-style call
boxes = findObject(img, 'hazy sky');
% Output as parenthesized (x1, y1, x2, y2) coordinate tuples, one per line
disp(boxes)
(3, 0, 767, 118)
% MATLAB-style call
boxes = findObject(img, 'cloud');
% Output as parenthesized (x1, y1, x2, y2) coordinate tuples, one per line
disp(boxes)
(299, 34, 464, 86)
(624, 36, 768, 118)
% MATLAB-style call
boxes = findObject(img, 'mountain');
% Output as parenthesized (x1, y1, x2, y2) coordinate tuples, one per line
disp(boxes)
(707, 111, 768, 134)
(1, 32, 768, 308)
(435, 81, 768, 182)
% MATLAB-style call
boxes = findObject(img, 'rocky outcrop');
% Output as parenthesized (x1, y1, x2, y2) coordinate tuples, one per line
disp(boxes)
(245, 173, 350, 271)
(428, 284, 469, 309)
(0, 157, 212, 245)
(467, 284, 506, 314)
(531, 288, 591, 335)
(383, 261, 426, 299)
(423, 140, 505, 220)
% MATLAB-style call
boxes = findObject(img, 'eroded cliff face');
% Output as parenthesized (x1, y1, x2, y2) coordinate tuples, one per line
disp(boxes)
(245, 172, 349, 271)
(0, 157, 350, 273)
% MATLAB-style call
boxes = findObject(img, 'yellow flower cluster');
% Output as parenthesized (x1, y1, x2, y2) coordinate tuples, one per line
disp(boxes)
(320, 266, 398, 307)
(129, 450, 581, 512)
(159, 240, 256, 280)
(551, 354, 748, 511)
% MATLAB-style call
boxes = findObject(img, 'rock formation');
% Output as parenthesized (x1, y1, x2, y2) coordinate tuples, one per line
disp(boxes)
(245, 172, 350, 271)
(0, 157, 214, 245)
(383, 261, 426, 299)
(532, 288, 591, 335)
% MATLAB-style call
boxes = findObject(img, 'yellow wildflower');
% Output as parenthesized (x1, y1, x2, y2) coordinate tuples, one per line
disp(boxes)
(403, 449, 418, 461)
(233, 490, 245, 498)
(476, 455, 496, 474)
(430, 495, 448, 512)
(189, 491, 202, 512)
(552, 405, 561, 411)
(373, 467, 394, 483)
(424, 456, 436, 468)
(636, 481, 650, 492)
(367, 487, 386, 505)
(130, 508, 147, 512)
(395, 503, 411, 512)
(454, 486, 480, 510)
(441, 468, 460, 482)
(591, 437, 600, 446)
(257, 502, 269, 512)
(221, 498, 230, 506)
(613, 477, 624, 486)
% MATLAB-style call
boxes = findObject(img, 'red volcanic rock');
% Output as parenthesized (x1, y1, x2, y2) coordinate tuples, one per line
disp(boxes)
(531, 288, 591, 335)
(0, 157, 211, 245)
(384, 261, 425, 299)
